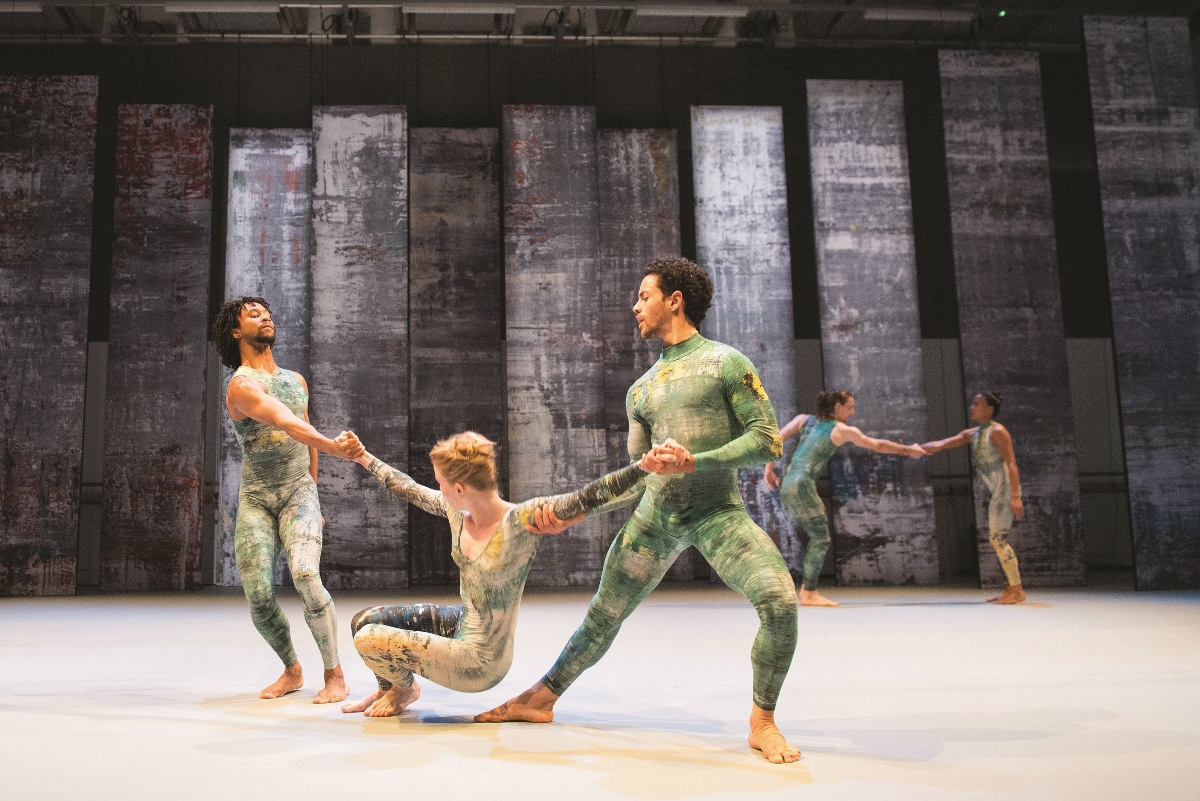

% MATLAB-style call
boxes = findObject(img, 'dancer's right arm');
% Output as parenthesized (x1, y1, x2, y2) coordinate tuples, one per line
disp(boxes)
(333, 431, 449, 517)
(920, 428, 975, 454)
(226, 376, 356, 459)
(834, 424, 926, 459)
(764, 414, 811, 490)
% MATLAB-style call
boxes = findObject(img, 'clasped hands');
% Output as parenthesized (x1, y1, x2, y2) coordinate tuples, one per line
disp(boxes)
(333, 430, 367, 462)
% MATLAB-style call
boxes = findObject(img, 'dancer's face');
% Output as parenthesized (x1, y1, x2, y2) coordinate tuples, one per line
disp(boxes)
(969, 395, 993, 424)
(834, 397, 856, 423)
(432, 464, 467, 510)
(233, 302, 276, 349)
(632, 275, 675, 340)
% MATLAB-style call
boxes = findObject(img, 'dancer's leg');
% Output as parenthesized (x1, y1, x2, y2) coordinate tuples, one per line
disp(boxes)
(985, 491, 1024, 603)
(695, 509, 800, 764)
(781, 478, 836, 606)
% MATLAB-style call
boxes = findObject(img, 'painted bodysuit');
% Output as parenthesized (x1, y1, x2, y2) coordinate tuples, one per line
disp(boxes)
(779, 417, 838, 591)
(231, 365, 338, 670)
(541, 334, 798, 712)
(973, 421, 1021, 586)
(351, 460, 647, 694)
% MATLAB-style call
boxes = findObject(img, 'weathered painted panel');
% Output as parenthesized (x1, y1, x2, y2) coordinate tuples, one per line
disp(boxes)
(0, 76, 97, 596)
(807, 80, 939, 586)
(597, 129, 696, 580)
(504, 105, 607, 586)
(691, 106, 804, 582)
(217, 128, 313, 587)
(939, 51, 1086, 588)
(311, 106, 409, 589)
(101, 105, 212, 591)
(408, 128, 504, 584)
(1084, 16, 1200, 590)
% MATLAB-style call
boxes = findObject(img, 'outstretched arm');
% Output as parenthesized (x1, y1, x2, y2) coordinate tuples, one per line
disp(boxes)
(227, 376, 356, 460)
(833, 424, 926, 459)
(991, 425, 1025, 520)
(516, 462, 648, 535)
(920, 428, 974, 455)
(336, 432, 449, 519)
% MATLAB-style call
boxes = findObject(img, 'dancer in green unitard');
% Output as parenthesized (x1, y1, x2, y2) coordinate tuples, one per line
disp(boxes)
(477, 257, 802, 765)
(211, 297, 363, 703)
(766, 390, 927, 607)
(337, 431, 654, 717)
(922, 392, 1026, 604)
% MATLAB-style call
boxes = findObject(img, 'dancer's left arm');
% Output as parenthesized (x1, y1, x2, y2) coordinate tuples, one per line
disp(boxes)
(296, 375, 321, 484)
(515, 462, 648, 535)
(991, 425, 1024, 519)
(832, 424, 926, 459)
(678, 352, 783, 473)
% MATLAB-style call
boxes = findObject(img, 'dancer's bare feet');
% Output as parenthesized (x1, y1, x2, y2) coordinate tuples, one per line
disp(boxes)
(474, 681, 558, 723)
(364, 683, 421, 717)
(313, 666, 348, 704)
(748, 704, 801, 764)
(341, 688, 383, 714)
(988, 585, 1026, 604)
(798, 587, 839, 607)
(260, 663, 304, 699)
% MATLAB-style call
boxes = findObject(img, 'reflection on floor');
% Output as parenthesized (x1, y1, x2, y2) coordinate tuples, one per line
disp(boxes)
(2, 583, 1198, 799)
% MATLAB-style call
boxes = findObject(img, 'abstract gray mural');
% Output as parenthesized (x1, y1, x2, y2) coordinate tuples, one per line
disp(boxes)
(311, 106, 409, 589)
(409, 128, 504, 584)
(1084, 16, 1200, 590)
(938, 51, 1086, 589)
(691, 106, 804, 582)
(218, 128, 313, 588)
(503, 105, 608, 586)
(0, 76, 97, 596)
(807, 80, 939, 586)
(597, 128, 697, 580)
(102, 105, 212, 592)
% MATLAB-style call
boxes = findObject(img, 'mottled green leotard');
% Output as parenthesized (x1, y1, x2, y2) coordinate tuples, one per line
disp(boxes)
(351, 460, 647, 694)
(231, 365, 338, 670)
(973, 421, 1021, 586)
(541, 334, 798, 711)
(779, 417, 839, 591)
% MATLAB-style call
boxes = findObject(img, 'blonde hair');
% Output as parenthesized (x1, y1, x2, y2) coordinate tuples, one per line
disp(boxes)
(429, 431, 498, 491)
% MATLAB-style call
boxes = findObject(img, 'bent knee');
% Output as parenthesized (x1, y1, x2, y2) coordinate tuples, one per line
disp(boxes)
(749, 576, 799, 620)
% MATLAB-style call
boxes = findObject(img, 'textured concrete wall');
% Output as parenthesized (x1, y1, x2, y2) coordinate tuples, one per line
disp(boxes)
(597, 128, 698, 579)
(408, 128, 504, 585)
(807, 80, 939, 586)
(102, 105, 212, 592)
(691, 106, 804, 581)
(311, 106, 409, 589)
(504, 105, 607, 586)
(0, 76, 97, 596)
(217, 128, 313, 587)
(1084, 16, 1200, 590)
(939, 51, 1086, 589)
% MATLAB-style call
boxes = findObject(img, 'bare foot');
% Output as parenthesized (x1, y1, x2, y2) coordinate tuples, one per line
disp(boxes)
(988, 585, 1026, 605)
(314, 666, 349, 704)
(260, 664, 304, 699)
(749, 704, 801, 764)
(365, 683, 421, 717)
(474, 681, 558, 723)
(799, 588, 839, 607)
(341, 688, 383, 714)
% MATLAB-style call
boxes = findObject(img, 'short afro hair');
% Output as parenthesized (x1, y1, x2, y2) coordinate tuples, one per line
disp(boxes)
(210, 296, 270, 369)
(644, 256, 714, 327)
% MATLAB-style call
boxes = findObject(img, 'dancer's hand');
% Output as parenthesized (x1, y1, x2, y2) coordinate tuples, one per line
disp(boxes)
(1011, 496, 1024, 520)
(643, 439, 695, 475)
(522, 503, 583, 535)
(335, 431, 370, 465)
(764, 462, 781, 491)
(904, 443, 927, 459)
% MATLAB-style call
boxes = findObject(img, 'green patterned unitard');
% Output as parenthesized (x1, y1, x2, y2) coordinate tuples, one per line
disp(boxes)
(973, 421, 1021, 586)
(349, 460, 648, 694)
(540, 333, 798, 712)
(230, 365, 339, 670)
(778, 417, 839, 592)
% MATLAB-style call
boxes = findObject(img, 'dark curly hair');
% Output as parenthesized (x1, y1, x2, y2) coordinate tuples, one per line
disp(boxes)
(979, 390, 1002, 419)
(644, 256, 714, 327)
(816, 389, 853, 421)
(210, 296, 270, 369)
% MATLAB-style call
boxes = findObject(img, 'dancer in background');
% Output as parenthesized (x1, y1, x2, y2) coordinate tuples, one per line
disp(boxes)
(921, 392, 1026, 604)
(337, 431, 671, 717)
(211, 297, 364, 703)
(766, 391, 927, 607)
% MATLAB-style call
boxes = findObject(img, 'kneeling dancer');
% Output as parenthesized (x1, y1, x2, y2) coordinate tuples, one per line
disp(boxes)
(477, 257, 802, 765)
(339, 431, 657, 717)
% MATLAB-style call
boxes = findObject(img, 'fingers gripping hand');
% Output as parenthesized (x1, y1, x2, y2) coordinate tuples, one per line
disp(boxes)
(523, 503, 583, 535)
(655, 438, 695, 474)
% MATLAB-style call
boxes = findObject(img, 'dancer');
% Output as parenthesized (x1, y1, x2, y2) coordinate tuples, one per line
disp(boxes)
(477, 257, 802, 765)
(765, 391, 927, 607)
(211, 297, 363, 703)
(337, 431, 665, 717)
(921, 392, 1026, 604)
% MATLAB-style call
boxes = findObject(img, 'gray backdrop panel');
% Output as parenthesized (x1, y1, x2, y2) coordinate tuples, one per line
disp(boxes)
(102, 105, 212, 591)
(938, 51, 1086, 589)
(504, 105, 608, 586)
(1084, 16, 1200, 590)
(311, 106, 409, 589)
(807, 80, 939, 586)
(691, 106, 804, 582)
(0, 76, 97, 596)
(218, 128, 314, 587)
(408, 128, 505, 585)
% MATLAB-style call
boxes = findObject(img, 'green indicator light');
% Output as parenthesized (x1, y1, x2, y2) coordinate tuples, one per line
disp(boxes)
(998, 9, 1006, 16)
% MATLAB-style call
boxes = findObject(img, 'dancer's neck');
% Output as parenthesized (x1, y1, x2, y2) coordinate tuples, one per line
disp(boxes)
(463, 491, 513, 531)
(659, 317, 698, 347)
(239, 345, 279, 375)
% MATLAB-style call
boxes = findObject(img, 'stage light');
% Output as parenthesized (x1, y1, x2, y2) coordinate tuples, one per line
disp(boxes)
(861, 7, 975, 23)
(635, 4, 749, 17)
(998, 9, 1006, 17)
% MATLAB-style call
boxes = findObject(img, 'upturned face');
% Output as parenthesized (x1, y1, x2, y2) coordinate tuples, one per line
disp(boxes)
(833, 396, 856, 423)
(632, 274, 675, 340)
(233, 302, 276, 349)
(969, 394, 993, 424)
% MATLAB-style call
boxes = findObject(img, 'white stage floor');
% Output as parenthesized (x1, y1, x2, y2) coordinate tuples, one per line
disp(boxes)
(2, 583, 1199, 800)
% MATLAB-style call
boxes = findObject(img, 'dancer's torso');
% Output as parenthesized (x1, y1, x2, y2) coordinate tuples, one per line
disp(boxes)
(784, 418, 838, 485)
(972, 422, 1009, 497)
(232, 366, 312, 489)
